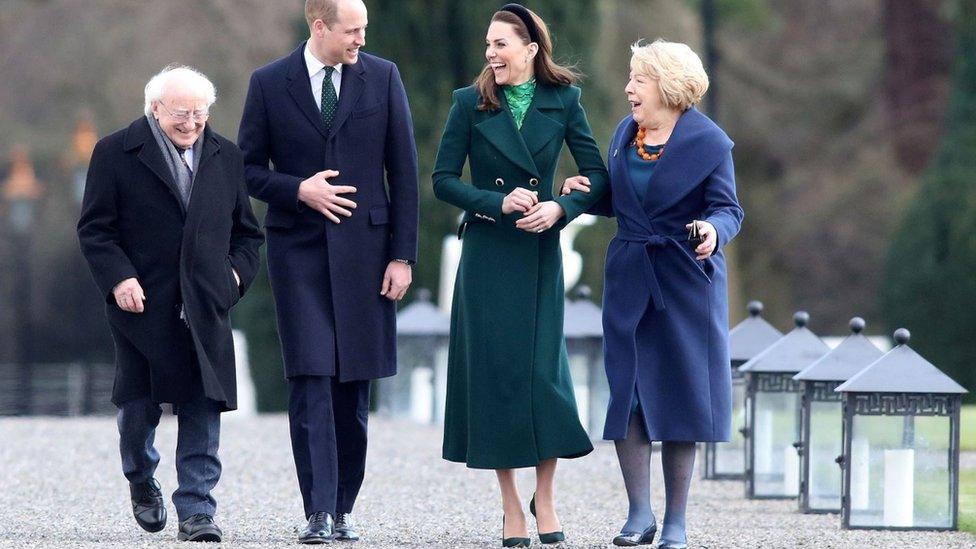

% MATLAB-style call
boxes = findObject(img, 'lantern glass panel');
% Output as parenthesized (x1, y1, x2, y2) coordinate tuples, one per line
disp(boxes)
(714, 377, 746, 474)
(849, 414, 952, 528)
(808, 400, 842, 509)
(753, 391, 800, 496)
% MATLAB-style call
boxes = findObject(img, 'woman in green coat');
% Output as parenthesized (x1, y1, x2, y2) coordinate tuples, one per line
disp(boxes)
(432, 4, 609, 546)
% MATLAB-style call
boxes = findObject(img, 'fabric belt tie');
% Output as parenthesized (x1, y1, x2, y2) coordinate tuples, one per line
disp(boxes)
(615, 229, 686, 312)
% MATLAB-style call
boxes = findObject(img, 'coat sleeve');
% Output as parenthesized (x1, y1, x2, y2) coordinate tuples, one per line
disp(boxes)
(701, 151, 744, 249)
(227, 153, 265, 297)
(552, 86, 610, 225)
(384, 63, 420, 264)
(76, 139, 138, 302)
(432, 90, 505, 220)
(238, 72, 304, 212)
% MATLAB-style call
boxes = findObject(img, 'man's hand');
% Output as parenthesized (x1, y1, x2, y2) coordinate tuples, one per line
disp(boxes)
(380, 261, 412, 301)
(298, 169, 357, 224)
(113, 277, 146, 313)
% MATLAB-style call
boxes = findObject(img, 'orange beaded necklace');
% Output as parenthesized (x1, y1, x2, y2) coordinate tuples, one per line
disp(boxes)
(634, 127, 664, 161)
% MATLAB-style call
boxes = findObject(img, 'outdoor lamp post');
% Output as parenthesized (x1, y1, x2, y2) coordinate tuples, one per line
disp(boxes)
(380, 288, 449, 424)
(739, 311, 829, 499)
(835, 329, 967, 530)
(563, 285, 605, 437)
(792, 317, 883, 513)
(3, 147, 42, 416)
(703, 300, 782, 480)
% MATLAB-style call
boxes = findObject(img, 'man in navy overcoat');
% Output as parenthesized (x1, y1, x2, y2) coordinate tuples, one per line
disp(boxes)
(238, 0, 418, 543)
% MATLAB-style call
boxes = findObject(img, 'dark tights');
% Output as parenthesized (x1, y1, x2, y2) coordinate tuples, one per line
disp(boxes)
(613, 411, 696, 546)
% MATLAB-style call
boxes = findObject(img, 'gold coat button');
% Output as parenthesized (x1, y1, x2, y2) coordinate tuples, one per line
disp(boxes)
(495, 178, 505, 187)
(529, 178, 539, 187)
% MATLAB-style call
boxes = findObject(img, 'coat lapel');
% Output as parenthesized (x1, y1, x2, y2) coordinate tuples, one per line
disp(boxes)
(124, 118, 186, 214)
(329, 60, 365, 139)
(608, 118, 653, 232)
(520, 84, 563, 157)
(475, 88, 540, 178)
(186, 127, 221, 215)
(641, 108, 732, 218)
(285, 43, 330, 140)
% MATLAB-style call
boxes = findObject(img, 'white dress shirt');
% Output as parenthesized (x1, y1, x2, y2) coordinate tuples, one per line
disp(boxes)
(304, 44, 343, 110)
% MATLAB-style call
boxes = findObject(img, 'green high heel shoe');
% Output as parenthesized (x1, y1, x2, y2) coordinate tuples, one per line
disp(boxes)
(530, 493, 566, 544)
(502, 516, 531, 547)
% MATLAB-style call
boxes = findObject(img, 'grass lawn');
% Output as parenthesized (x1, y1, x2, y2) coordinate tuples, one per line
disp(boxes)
(963, 405, 976, 451)
(961, 406, 976, 534)
(961, 468, 976, 534)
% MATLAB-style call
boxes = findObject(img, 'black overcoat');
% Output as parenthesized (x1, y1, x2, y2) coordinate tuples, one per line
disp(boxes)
(77, 118, 264, 410)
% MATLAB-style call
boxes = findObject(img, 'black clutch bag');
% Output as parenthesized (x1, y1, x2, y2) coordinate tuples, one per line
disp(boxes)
(688, 220, 705, 246)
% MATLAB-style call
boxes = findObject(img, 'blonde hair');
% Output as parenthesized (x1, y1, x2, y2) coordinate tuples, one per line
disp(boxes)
(143, 64, 216, 116)
(630, 39, 708, 111)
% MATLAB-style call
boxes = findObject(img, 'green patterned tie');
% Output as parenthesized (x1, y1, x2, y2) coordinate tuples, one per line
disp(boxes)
(321, 66, 337, 131)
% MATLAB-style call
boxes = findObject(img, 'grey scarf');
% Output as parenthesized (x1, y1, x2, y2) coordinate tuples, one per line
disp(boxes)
(145, 114, 202, 206)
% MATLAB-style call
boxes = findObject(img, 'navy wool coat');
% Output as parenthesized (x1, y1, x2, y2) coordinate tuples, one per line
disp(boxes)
(239, 44, 419, 380)
(77, 119, 264, 410)
(597, 108, 744, 441)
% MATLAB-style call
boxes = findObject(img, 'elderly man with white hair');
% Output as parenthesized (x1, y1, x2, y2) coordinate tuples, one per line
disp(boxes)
(78, 64, 263, 542)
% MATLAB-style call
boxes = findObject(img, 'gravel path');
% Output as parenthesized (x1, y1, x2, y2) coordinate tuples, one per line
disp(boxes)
(0, 415, 972, 548)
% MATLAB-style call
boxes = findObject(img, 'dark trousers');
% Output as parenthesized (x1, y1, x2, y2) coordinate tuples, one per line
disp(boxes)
(117, 393, 222, 521)
(288, 375, 370, 518)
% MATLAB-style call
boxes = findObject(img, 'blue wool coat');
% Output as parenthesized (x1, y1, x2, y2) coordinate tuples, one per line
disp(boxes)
(596, 108, 744, 441)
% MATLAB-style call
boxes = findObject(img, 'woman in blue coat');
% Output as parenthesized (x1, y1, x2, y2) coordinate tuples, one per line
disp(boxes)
(564, 40, 743, 548)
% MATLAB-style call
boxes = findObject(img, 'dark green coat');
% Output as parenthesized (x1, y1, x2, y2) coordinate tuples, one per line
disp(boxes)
(433, 83, 609, 469)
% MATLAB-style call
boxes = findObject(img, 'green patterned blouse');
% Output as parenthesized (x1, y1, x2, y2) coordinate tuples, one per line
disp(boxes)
(503, 78, 536, 129)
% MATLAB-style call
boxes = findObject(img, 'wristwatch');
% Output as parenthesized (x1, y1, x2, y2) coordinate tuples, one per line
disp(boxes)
(392, 258, 414, 266)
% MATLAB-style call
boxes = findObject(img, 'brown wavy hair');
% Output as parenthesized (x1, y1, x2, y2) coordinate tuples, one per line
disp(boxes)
(475, 8, 580, 111)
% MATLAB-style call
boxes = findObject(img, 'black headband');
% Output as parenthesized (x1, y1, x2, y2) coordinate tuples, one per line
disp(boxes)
(499, 3, 541, 44)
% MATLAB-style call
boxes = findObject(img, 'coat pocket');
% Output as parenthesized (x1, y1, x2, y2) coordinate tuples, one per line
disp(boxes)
(352, 103, 382, 119)
(369, 205, 390, 225)
(224, 258, 241, 310)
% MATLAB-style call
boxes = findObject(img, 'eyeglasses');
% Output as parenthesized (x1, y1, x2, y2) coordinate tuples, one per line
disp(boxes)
(158, 101, 210, 123)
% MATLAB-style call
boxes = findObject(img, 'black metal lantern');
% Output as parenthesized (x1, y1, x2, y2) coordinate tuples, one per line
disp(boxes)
(379, 289, 450, 423)
(835, 329, 967, 530)
(738, 311, 829, 499)
(703, 300, 782, 480)
(792, 317, 883, 513)
(563, 286, 606, 437)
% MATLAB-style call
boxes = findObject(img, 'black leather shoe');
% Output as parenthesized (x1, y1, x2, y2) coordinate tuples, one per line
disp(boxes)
(613, 524, 657, 546)
(129, 478, 166, 533)
(299, 512, 334, 544)
(177, 514, 222, 542)
(334, 513, 359, 542)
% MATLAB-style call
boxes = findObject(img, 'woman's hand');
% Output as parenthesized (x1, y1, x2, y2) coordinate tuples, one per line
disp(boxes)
(560, 175, 591, 196)
(516, 201, 565, 233)
(687, 220, 717, 259)
(501, 188, 539, 214)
